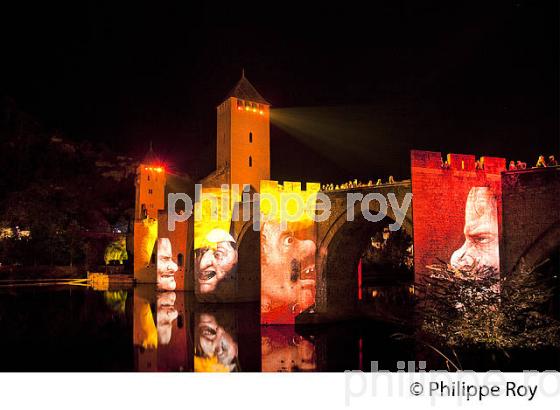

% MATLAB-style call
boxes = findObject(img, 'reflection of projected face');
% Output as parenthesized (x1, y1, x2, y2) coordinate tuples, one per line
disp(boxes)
(157, 292, 178, 345)
(261, 335, 315, 371)
(157, 238, 178, 290)
(450, 187, 499, 273)
(196, 313, 238, 370)
(195, 230, 238, 294)
(261, 221, 316, 316)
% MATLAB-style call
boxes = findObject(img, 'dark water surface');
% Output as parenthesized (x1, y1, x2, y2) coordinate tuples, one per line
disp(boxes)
(0, 285, 558, 372)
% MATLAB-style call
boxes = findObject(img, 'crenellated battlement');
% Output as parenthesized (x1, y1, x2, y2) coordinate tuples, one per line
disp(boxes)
(411, 149, 505, 174)
(260, 180, 321, 193)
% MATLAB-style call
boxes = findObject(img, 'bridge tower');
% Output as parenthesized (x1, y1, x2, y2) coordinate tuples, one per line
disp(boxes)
(133, 144, 166, 283)
(216, 70, 270, 192)
(134, 143, 166, 220)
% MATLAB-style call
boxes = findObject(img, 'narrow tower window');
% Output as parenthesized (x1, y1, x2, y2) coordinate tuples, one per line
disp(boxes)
(249, 156, 252, 167)
(177, 253, 184, 267)
(249, 132, 253, 143)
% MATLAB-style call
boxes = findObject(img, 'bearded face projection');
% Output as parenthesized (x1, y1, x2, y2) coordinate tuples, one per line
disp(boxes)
(193, 187, 240, 300)
(450, 187, 500, 273)
(261, 220, 316, 324)
(156, 238, 178, 291)
(260, 181, 320, 325)
(195, 229, 238, 295)
(410, 151, 505, 279)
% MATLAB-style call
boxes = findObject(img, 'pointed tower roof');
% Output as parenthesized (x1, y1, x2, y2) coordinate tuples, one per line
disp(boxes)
(224, 70, 270, 105)
(142, 141, 161, 165)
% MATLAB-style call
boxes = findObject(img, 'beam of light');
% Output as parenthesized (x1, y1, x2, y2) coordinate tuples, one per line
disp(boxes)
(270, 105, 410, 174)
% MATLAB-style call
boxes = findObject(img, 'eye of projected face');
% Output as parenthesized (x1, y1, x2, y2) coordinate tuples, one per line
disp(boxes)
(282, 232, 295, 248)
(470, 233, 493, 245)
(450, 187, 500, 274)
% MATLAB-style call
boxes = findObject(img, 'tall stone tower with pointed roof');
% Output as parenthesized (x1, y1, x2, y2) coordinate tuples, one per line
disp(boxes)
(209, 71, 270, 192)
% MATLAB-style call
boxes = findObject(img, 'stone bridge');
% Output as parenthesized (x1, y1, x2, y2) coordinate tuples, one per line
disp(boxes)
(187, 166, 558, 321)
(224, 181, 413, 309)
(314, 182, 412, 317)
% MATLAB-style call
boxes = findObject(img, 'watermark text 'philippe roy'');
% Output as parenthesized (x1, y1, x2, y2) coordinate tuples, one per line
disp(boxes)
(166, 184, 412, 232)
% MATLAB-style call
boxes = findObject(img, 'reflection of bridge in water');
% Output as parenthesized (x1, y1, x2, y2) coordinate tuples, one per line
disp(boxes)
(132, 285, 423, 372)
(0, 283, 556, 371)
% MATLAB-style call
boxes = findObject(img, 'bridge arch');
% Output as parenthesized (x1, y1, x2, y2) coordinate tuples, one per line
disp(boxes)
(315, 197, 413, 315)
(234, 219, 260, 300)
(512, 220, 560, 275)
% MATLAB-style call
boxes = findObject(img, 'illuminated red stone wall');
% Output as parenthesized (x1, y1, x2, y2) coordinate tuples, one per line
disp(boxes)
(411, 150, 505, 279)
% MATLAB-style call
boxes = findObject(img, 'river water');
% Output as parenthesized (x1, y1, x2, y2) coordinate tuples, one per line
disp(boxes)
(0, 284, 557, 372)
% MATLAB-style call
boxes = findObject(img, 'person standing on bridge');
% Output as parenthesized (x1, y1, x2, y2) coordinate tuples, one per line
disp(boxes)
(536, 155, 547, 168)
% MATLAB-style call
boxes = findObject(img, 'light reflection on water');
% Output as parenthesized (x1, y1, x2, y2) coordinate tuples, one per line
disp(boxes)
(0, 284, 557, 371)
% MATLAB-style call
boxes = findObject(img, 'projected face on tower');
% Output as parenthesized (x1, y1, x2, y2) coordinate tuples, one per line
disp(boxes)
(194, 187, 239, 297)
(261, 220, 316, 323)
(157, 238, 178, 291)
(195, 228, 238, 294)
(450, 187, 500, 273)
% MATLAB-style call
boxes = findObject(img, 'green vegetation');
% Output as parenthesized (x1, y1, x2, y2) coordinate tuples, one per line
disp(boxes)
(0, 100, 135, 267)
(419, 263, 560, 350)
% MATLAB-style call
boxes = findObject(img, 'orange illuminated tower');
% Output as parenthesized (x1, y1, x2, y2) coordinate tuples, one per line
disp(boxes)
(216, 71, 270, 192)
(134, 143, 167, 220)
(133, 144, 166, 283)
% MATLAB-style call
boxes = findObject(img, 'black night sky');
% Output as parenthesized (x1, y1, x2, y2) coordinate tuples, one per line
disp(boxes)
(1, 1, 558, 183)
